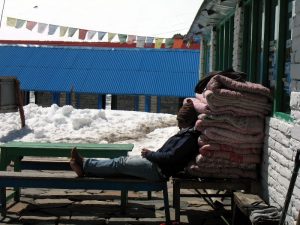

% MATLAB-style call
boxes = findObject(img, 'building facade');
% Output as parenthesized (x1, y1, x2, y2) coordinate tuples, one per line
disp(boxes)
(188, 0, 300, 223)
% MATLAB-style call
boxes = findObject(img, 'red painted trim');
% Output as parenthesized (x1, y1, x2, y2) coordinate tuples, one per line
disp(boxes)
(0, 40, 200, 50)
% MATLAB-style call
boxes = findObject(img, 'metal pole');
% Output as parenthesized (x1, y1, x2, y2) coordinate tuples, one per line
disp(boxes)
(0, 0, 6, 29)
(279, 149, 300, 225)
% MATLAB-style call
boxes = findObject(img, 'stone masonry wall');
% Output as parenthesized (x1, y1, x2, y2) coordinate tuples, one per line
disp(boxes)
(259, 1, 300, 223)
(290, 92, 300, 223)
(261, 117, 294, 223)
(209, 28, 216, 72)
(260, 92, 300, 224)
(232, 3, 244, 72)
(291, 0, 300, 90)
(194, 2, 300, 224)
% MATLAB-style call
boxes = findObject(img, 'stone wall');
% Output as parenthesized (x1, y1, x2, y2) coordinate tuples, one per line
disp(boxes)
(35, 92, 53, 107)
(261, 117, 294, 222)
(196, 2, 300, 224)
(78, 94, 100, 109)
(259, 1, 300, 223)
(114, 95, 181, 114)
(232, 3, 244, 72)
(209, 28, 216, 72)
(260, 92, 300, 224)
(35, 92, 181, 115)
(291, 0, 300, 91)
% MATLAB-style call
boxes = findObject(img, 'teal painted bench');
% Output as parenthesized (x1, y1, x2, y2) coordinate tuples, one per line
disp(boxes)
(0, 141, 134, 171)
(0, 171, 171, 224)
(0, 141, 134, 202)
(0, 142, 171, 223)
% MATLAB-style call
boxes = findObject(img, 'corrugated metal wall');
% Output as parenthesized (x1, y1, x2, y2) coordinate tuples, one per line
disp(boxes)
(0, 45, 200, 98)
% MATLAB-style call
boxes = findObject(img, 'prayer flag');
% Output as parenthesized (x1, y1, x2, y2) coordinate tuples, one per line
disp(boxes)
(26, 21, 37, 30)
(60, 26, 68, 37)
(173, 38, 183, 48)
(136, 36, 146, 48)
(165, 38, 174, 48)
(118, 34, 127, 43)
(48, 24, 58, 35)
(37, 23, 47, 33)
(87, 30, 96, 40)
(154, 38, 164, 48)
(145, 37, 154, 47)
(108, 33, 116, 42)
(186, 40, 191, 48)
(15, 19, 25, 29)
(6, 17, 17, 27)
(127, 35, 136, 44)
(79, 29, 88, 40)
(97, 31, 106, 40)
(68, 27, 77, 37)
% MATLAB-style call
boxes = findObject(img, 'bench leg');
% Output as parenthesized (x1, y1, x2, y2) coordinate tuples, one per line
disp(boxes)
(120, 190, 128, 214)
(173, 180, 180, 222)
(231, 199, 250, 225)
(147, 191, 152, 200)
(0, 188, 6, 218)
(162, 184, 171, 225)
(13, 158, 21, 202)
(231, 196, 237, 225)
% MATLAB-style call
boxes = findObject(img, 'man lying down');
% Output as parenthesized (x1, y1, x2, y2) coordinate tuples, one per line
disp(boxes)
(70, 99, 200, 181)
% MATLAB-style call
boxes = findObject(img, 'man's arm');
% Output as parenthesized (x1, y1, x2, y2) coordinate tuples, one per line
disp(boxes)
(142, 134, 198, 164)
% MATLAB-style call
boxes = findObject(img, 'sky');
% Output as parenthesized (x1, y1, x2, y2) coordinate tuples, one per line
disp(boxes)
(0, 103, 179, 156)
(0, 0, 203, 41)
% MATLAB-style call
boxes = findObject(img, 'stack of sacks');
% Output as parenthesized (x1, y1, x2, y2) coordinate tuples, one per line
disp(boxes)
(185, 73, 272, 179)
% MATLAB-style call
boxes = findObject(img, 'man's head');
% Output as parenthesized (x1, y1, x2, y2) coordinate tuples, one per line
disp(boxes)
(177, 99, 198, 129)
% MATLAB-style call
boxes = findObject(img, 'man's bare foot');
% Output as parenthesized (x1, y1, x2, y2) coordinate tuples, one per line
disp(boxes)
(70, 147, 84, 177)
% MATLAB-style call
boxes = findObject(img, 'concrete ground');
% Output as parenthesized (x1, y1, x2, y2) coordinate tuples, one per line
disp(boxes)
(1, 182, 233, 225)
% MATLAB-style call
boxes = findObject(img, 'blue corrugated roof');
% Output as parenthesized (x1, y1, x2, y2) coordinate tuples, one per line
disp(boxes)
(0, 45, 200, 97)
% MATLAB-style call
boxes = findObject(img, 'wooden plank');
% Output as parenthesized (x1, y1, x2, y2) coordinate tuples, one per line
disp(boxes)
(0, 142, 133, 171)
(0, 171, 170, 223)
(233, 192, 268, 216)
(0, 171, 165, 185)
(20, 158, 71, 170)
(0, 141, 133, 150)
(172, 177, 253, 223)
(174, 178, 251, 191)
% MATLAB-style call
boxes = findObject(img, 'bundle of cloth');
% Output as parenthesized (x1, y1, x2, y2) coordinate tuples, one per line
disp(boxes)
(185, 70, 272, 179)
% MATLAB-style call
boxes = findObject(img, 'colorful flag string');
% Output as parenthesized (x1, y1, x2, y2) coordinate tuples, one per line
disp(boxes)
(6, 17, 197, 49)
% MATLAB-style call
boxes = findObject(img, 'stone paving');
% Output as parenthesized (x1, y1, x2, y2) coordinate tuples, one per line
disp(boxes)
(1, 182, 233, 225)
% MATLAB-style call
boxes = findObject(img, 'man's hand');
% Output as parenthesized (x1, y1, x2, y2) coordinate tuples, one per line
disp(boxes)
(141, 148, 152, 158)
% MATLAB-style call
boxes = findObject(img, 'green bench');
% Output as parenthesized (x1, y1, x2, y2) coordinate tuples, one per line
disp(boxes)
(0, 171, 170, 224)
(0, 142, 133, 205)
(0, 142, 171, 224)
(0, 141, 134, 171)
(0, 141, 134, 200)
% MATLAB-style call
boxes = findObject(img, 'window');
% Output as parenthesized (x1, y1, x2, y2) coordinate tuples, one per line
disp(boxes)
(215, 13, 234, 71)
(241, 0, 293, 116)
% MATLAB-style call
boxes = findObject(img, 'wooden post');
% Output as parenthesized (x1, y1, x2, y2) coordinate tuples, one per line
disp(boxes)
(296, 210, 300, 225)
(14, 79, 25, 128)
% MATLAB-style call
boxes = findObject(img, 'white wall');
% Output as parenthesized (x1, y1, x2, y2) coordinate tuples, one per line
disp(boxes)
(203, 1, 300, 224)
(260, 1, 300, 223)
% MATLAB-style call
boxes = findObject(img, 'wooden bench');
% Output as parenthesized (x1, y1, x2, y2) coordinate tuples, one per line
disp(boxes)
(232, 192, 279, 225)
(0, 142, 133, 201)
(0, 171, 171, 224)
(172, 176, 253, 223)
(0, 141, 134, 171)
